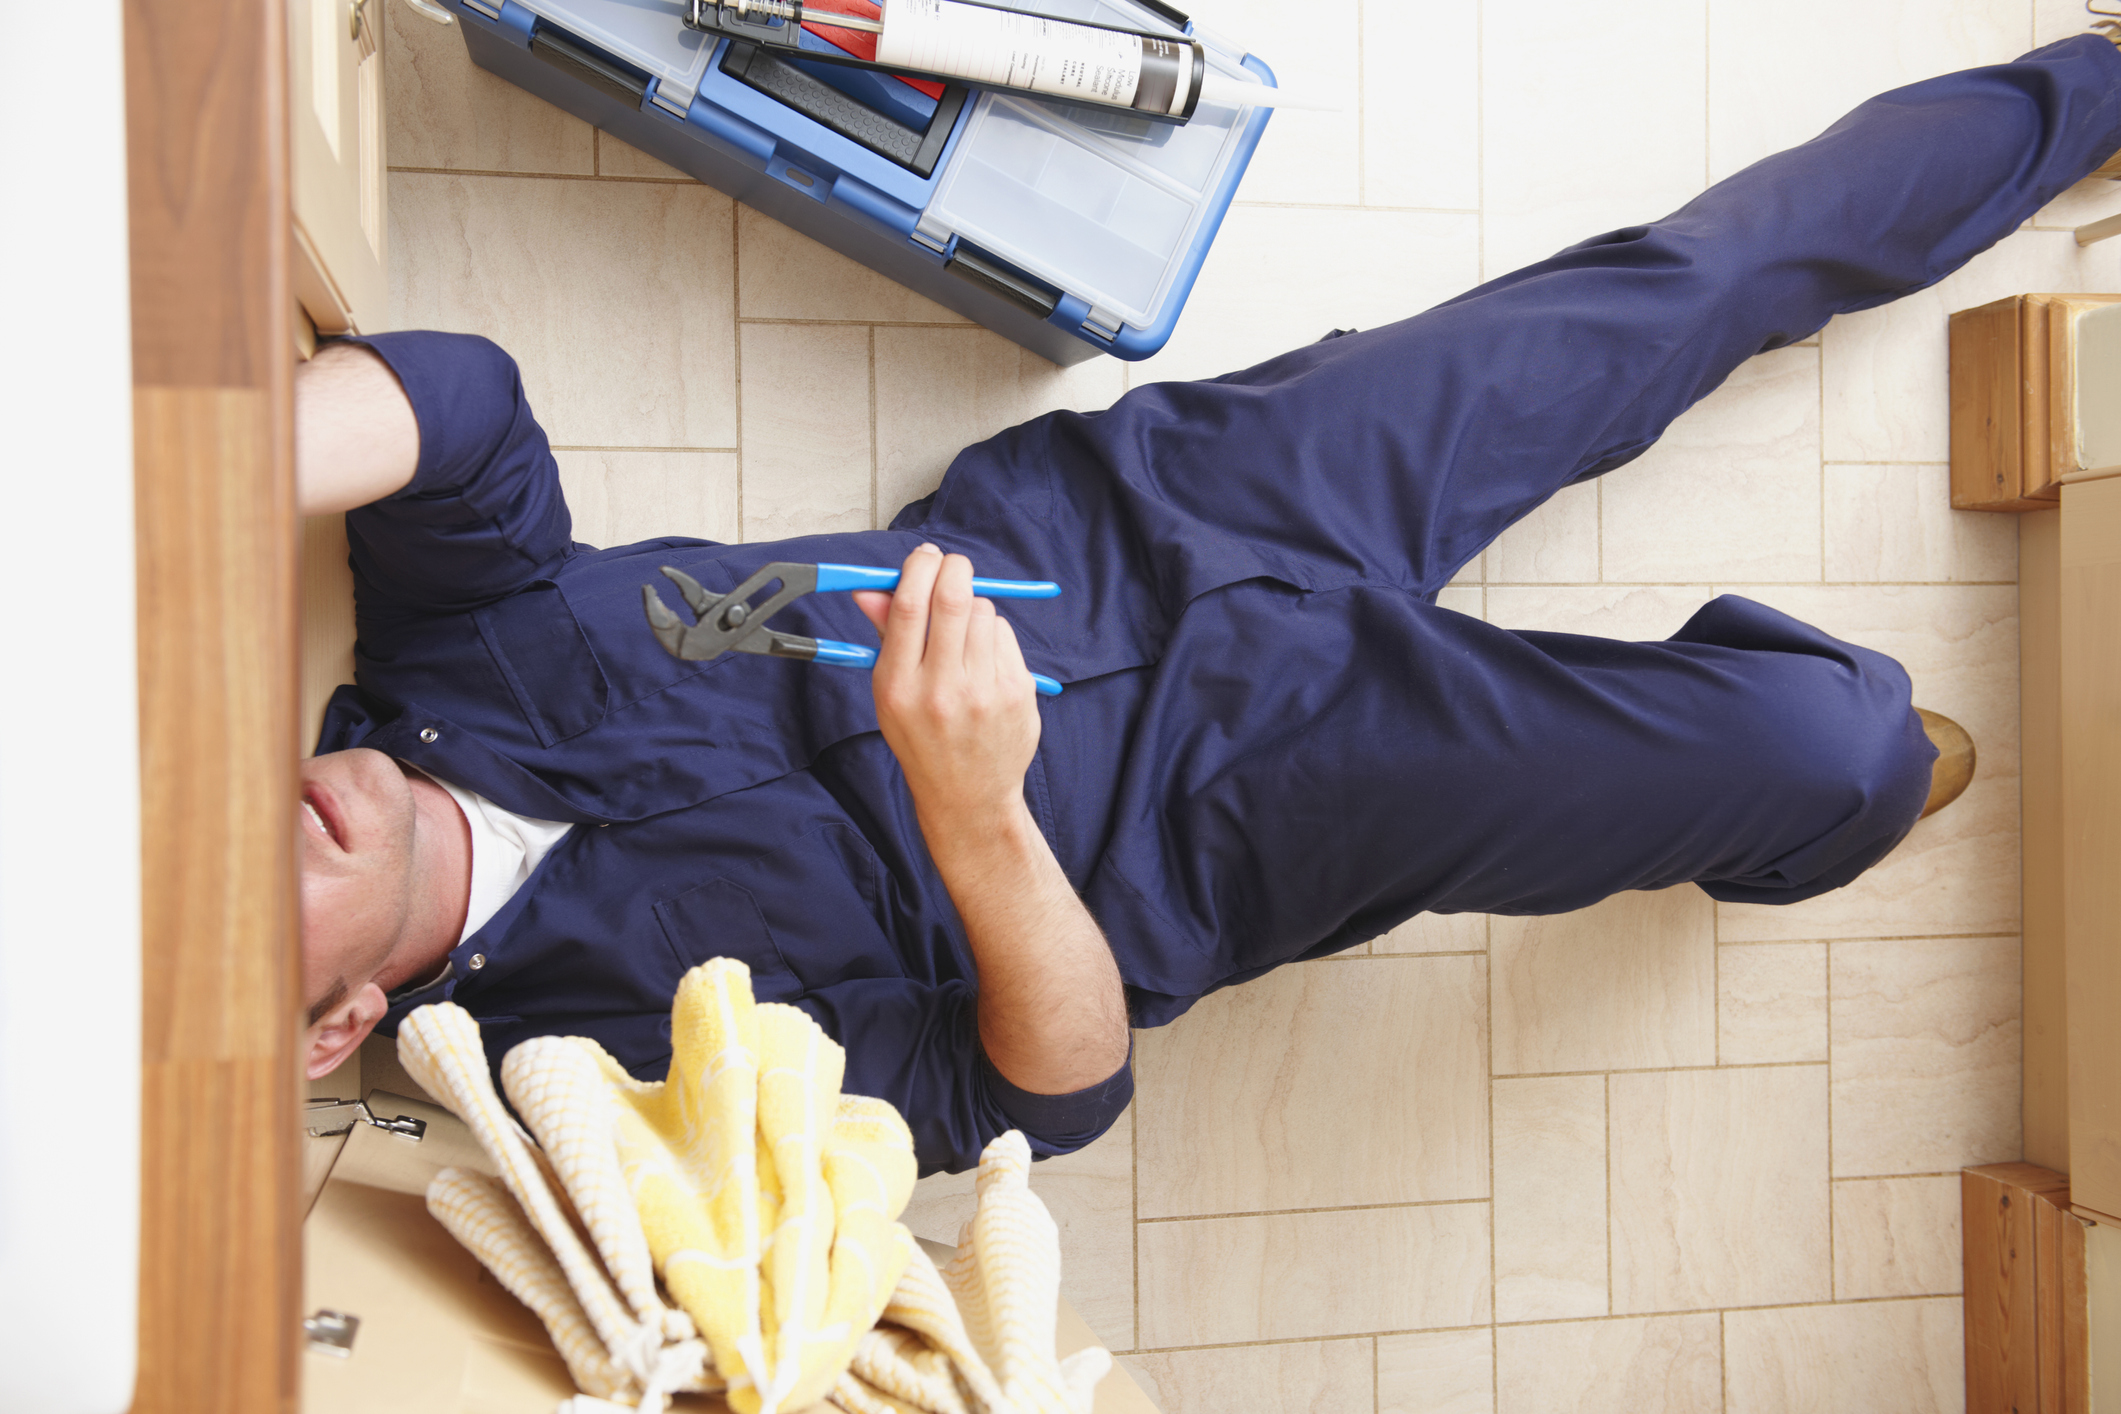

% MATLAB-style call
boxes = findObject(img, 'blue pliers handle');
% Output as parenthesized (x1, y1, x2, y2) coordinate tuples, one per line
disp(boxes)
(642, 560, 1064, 696)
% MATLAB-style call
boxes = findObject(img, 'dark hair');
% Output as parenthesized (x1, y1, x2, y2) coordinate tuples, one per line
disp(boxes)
(306, 976, 349, 1028)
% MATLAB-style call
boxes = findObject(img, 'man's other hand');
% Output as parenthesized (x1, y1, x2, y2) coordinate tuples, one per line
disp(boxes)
(853, 543, 1041, 831)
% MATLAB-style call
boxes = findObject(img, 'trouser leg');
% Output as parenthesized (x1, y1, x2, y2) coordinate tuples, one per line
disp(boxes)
(930, 37, 2121, 607)
(1065, 585, 1933, 1002)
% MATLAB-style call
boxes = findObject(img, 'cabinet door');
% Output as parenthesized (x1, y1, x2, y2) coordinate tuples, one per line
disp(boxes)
(291, 0, 387, 333)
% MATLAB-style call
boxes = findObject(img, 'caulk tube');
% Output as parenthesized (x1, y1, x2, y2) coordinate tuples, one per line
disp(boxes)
(873, 0, 1208, 120)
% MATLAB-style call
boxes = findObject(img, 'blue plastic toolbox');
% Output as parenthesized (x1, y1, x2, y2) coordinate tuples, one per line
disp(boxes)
(442, 0, 1277, 363)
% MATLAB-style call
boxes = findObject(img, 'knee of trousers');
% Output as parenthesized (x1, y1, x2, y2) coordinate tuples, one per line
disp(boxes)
(1672, 598, 1936, 900)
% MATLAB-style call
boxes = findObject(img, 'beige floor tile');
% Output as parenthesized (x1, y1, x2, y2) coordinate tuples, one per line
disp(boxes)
(873, 326, 1126, 527)
(1433, 586, 1484, 621)
(1829, 935, 2021, 1178)
(1824, 465, 2018, 584)
(738, 205, 966, 324)
(385, 0, 594, 175)
(1711, 585, 2019, 942)
(1122, 1339, 1374, 1414)
(1137, 1204, 1490, 1346)
(595, 131, 695, 182)
(1480, 0, 1706, 278)
(1705, 0, 2032, 183)
(901, 1109, 1136, 1350)
(1822, 229, 2109, 464)
(1717, 943, 1828, 1066)
(1486, 482, 1599, 584)
(1491, 888, 1715, 1076)
(1833, 1176, 1963, 1300)
(1362, 0, 1481, 211)
(1495, 1315, 1721, 1414)
(1128, 205, 1481, 387)
(1373, 911, 1488, 956)
(389, 173, 737, 448)
(1136, 956, 1488, 1217)
(1378, 1328, 1494, 1414)
(1609, 1067, 1831, 1313)
(1601, 347, 1822, 584)
(554, 449, 739, 548)
(1181, 0, 1362, 207)
(1493, 1076, 1608, 1323)
(1484, 586, 1713, 643)
(1723, 1298, 1963, 1414)
(739, 323, 873, 541)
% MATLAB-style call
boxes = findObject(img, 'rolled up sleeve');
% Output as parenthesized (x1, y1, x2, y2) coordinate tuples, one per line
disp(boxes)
(797, 977, 1134, 1176)
(341, 331, 575, 613)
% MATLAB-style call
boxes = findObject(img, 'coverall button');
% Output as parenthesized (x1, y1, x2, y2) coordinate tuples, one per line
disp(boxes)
(419, 727, 439, 743)
(468, 953, 486, 970)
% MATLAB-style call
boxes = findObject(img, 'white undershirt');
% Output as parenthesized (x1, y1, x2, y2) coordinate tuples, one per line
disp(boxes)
(424, 774, 575, 943)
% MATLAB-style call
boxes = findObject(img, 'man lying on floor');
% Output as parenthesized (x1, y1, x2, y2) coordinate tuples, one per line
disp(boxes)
(296, 33, 2121, 1175)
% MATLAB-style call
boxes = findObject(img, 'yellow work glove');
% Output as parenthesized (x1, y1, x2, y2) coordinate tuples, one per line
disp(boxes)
(584, 958, 920, 1414)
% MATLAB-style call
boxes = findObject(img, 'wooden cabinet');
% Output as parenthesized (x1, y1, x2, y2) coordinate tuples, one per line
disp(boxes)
(1968, 289, 2121, 1411)
(1949, 295, 2121, 511)
(290, 0, 388, 337)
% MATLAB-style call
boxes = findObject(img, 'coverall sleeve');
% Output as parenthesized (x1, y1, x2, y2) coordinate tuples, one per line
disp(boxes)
(797, 977, 1134, 1176)
(339, 331, 575, 613)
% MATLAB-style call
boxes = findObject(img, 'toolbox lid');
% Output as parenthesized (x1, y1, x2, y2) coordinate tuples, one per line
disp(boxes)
(925, 0, 1264, 333)
(501, 0, 1272, 339)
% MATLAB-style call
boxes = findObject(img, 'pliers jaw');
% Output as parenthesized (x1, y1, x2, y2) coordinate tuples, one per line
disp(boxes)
(640, 561, 823, 662)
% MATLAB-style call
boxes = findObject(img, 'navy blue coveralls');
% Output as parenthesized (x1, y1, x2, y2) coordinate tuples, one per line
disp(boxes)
(323, 37, 2121, 1175)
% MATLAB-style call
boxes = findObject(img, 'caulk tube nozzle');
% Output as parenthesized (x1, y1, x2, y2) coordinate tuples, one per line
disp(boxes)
(1194, 72, 1341, 114)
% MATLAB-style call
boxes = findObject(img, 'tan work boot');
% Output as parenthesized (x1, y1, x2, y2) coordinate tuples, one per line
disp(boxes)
(1917, 708, 1976, 818)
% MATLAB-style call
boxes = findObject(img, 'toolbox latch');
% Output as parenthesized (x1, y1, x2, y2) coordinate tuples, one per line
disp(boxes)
(1081, 306, 1125, 342)
(910, 211, 954, 256)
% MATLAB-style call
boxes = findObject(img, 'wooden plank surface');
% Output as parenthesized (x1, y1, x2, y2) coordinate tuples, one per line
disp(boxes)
(126, 0, 301, 1407)
(1966, 1162, 2091, 1414)
(2062, 479, 2121, 1223)
(2021, 511, 2067, 1173)
(1966, 1165, 2052, 1413)
(1951, 296, 2025, 510)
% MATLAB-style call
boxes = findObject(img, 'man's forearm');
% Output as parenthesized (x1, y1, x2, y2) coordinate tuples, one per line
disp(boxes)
(919, 799, 1131, 1097)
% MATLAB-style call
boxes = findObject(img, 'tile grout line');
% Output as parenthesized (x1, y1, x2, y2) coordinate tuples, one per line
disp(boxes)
(1826, 938, 1837, 1299)
(1478, 1290, 1957, 1334)
(1496, 1059, 1829, 1083)
(732, 207, 745, 541)
(1721, 1309, 1730, 1414)
(1605, 1071, 1615, 1319)
(1137, 1196, 1494, 1226)
(1355, 0, 1366, 212)
(1484, 903, 1499, 1372)
(1131, 1070, 1141, 1355)
(1714, 930, 2021, 945)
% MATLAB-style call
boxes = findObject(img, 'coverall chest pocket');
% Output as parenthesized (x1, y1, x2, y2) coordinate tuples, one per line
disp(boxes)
(472, 582, 609, 747)
(651, 823, 902, 1001)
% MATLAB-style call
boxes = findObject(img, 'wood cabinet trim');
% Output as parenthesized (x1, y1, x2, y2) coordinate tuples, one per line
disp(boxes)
(126, 0, 301, 1406)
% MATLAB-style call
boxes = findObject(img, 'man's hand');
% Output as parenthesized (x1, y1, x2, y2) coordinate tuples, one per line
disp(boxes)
(854, 545, 1130, 1098)
(853, 544, 1041, 832)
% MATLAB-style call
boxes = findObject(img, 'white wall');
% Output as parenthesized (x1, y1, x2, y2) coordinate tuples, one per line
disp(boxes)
(0, 2, 142, 1409)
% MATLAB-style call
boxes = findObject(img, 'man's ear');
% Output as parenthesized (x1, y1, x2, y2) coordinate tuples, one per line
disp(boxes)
(305, 981, 389, 1080)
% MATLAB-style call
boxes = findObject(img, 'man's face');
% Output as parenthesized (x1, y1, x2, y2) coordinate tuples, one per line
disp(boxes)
(299, 748, 419, 1001)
